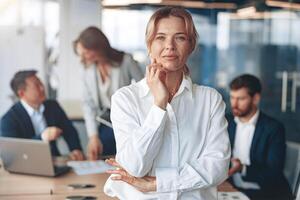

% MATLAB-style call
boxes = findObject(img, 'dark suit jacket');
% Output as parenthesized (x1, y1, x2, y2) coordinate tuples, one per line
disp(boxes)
(0, 100, 82, 156)
(226, 112, 292, 199)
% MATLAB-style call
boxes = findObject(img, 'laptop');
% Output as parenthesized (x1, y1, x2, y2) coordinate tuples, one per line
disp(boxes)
(0, 137, 70, 177)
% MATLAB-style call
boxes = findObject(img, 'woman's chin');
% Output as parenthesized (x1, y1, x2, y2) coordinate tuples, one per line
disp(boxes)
(162, 64, 183, 73)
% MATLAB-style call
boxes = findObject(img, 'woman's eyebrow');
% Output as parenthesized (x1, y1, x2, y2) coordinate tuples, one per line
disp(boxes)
(156, 32, 166, 35)
(156, 32, 186, 35)
(175, 32, 187, 35)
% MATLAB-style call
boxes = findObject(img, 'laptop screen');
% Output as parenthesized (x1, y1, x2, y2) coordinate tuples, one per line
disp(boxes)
(0, 137, 56, 176)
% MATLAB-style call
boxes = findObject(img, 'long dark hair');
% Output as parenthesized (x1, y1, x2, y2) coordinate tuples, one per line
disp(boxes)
(73, 26, 124, 66)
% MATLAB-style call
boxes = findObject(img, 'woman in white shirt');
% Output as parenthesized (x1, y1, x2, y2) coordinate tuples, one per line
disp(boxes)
(104, 7, 231, 199)
(74, 27, 144, 160)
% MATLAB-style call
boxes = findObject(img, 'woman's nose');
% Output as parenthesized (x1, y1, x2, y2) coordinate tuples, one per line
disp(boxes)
(165, 38, 175, 50)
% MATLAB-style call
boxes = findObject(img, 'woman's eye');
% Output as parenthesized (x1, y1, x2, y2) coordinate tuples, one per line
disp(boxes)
(175, 36, 187, 41)
(155, 36, 165, 40)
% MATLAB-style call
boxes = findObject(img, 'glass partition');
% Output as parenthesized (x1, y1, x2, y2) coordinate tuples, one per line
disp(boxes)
(102, 6, 300, 142)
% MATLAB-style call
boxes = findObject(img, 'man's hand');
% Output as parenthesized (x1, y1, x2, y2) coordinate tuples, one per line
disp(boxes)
(106, 158, 156, 193)
(228, 158, 243, 176)
(41, 127, 62, 141)
(87, 135, 103, 160)
(69, 149, 85, 161)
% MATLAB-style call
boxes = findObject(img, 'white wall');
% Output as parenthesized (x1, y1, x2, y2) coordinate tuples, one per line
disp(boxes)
(0, 0, 101, 118)
(57, 0, 101, 109)
(0, 26, 45, 115)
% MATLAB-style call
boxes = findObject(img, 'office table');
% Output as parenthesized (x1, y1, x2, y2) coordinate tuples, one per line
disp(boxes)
(0, 171, 117, 200)
(0, 170, 248, 200)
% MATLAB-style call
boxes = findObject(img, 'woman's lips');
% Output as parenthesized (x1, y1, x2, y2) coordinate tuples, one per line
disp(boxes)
(163, 55, 178, 60)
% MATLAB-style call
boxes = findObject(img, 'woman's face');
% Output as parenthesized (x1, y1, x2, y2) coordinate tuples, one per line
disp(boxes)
(149, 16, 191, 73)
(76, 42, 100, 66)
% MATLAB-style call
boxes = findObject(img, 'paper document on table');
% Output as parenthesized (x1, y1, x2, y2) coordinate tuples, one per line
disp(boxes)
(218, 192, 250, 200)
(67, 160, 115, 175)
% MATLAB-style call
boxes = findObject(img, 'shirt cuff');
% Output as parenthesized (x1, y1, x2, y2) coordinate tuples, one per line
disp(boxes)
(86, 120, 98, 138)
(156, 167, 178, 193)
(141, 105, 167, 133)
(148, 105, 167, 124)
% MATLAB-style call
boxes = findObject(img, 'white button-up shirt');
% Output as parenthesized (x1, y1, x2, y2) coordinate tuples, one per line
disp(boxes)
(21, 100, 46, 136)
(233, 110, 259, 166)
(104, 76, 231, 200)
(232, 110, 260, 190)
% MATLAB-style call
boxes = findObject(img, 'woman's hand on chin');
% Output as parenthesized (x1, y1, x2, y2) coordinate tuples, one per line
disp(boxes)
(146, 59, 169, 110)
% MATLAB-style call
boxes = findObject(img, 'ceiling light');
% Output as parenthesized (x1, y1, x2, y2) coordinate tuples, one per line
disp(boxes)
(237, 6, 256, 16)
(266, 0, 300, 10)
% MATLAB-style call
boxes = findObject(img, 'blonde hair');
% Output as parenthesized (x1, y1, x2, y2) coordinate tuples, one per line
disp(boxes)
(145, 6, 198, 53)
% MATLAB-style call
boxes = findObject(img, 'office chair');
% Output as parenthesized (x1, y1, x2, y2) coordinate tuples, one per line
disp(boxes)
(294, 169, 300, 200)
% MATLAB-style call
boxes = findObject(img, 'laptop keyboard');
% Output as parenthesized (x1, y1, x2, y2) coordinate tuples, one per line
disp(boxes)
(54, 165, 70, 175)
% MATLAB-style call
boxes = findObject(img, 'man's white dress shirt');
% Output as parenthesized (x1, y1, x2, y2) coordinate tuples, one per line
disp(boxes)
(21, 100, 46, 136)
(232, 110, 260, 189)
(104, 76, 231, 200)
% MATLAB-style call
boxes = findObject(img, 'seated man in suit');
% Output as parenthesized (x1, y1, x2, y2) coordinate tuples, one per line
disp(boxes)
(1, 70, 84, 160)
(226, 74, 292, 200)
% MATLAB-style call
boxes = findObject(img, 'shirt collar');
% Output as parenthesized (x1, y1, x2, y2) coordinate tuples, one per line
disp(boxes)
(20, 100, 45, 117)
(139, 75, 193, 99)
(234, 110, 260, 126)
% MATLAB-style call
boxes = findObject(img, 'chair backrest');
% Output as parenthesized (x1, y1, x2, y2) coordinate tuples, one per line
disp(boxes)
(284, 142, 300, 196)
(295, 169, 300, 200)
